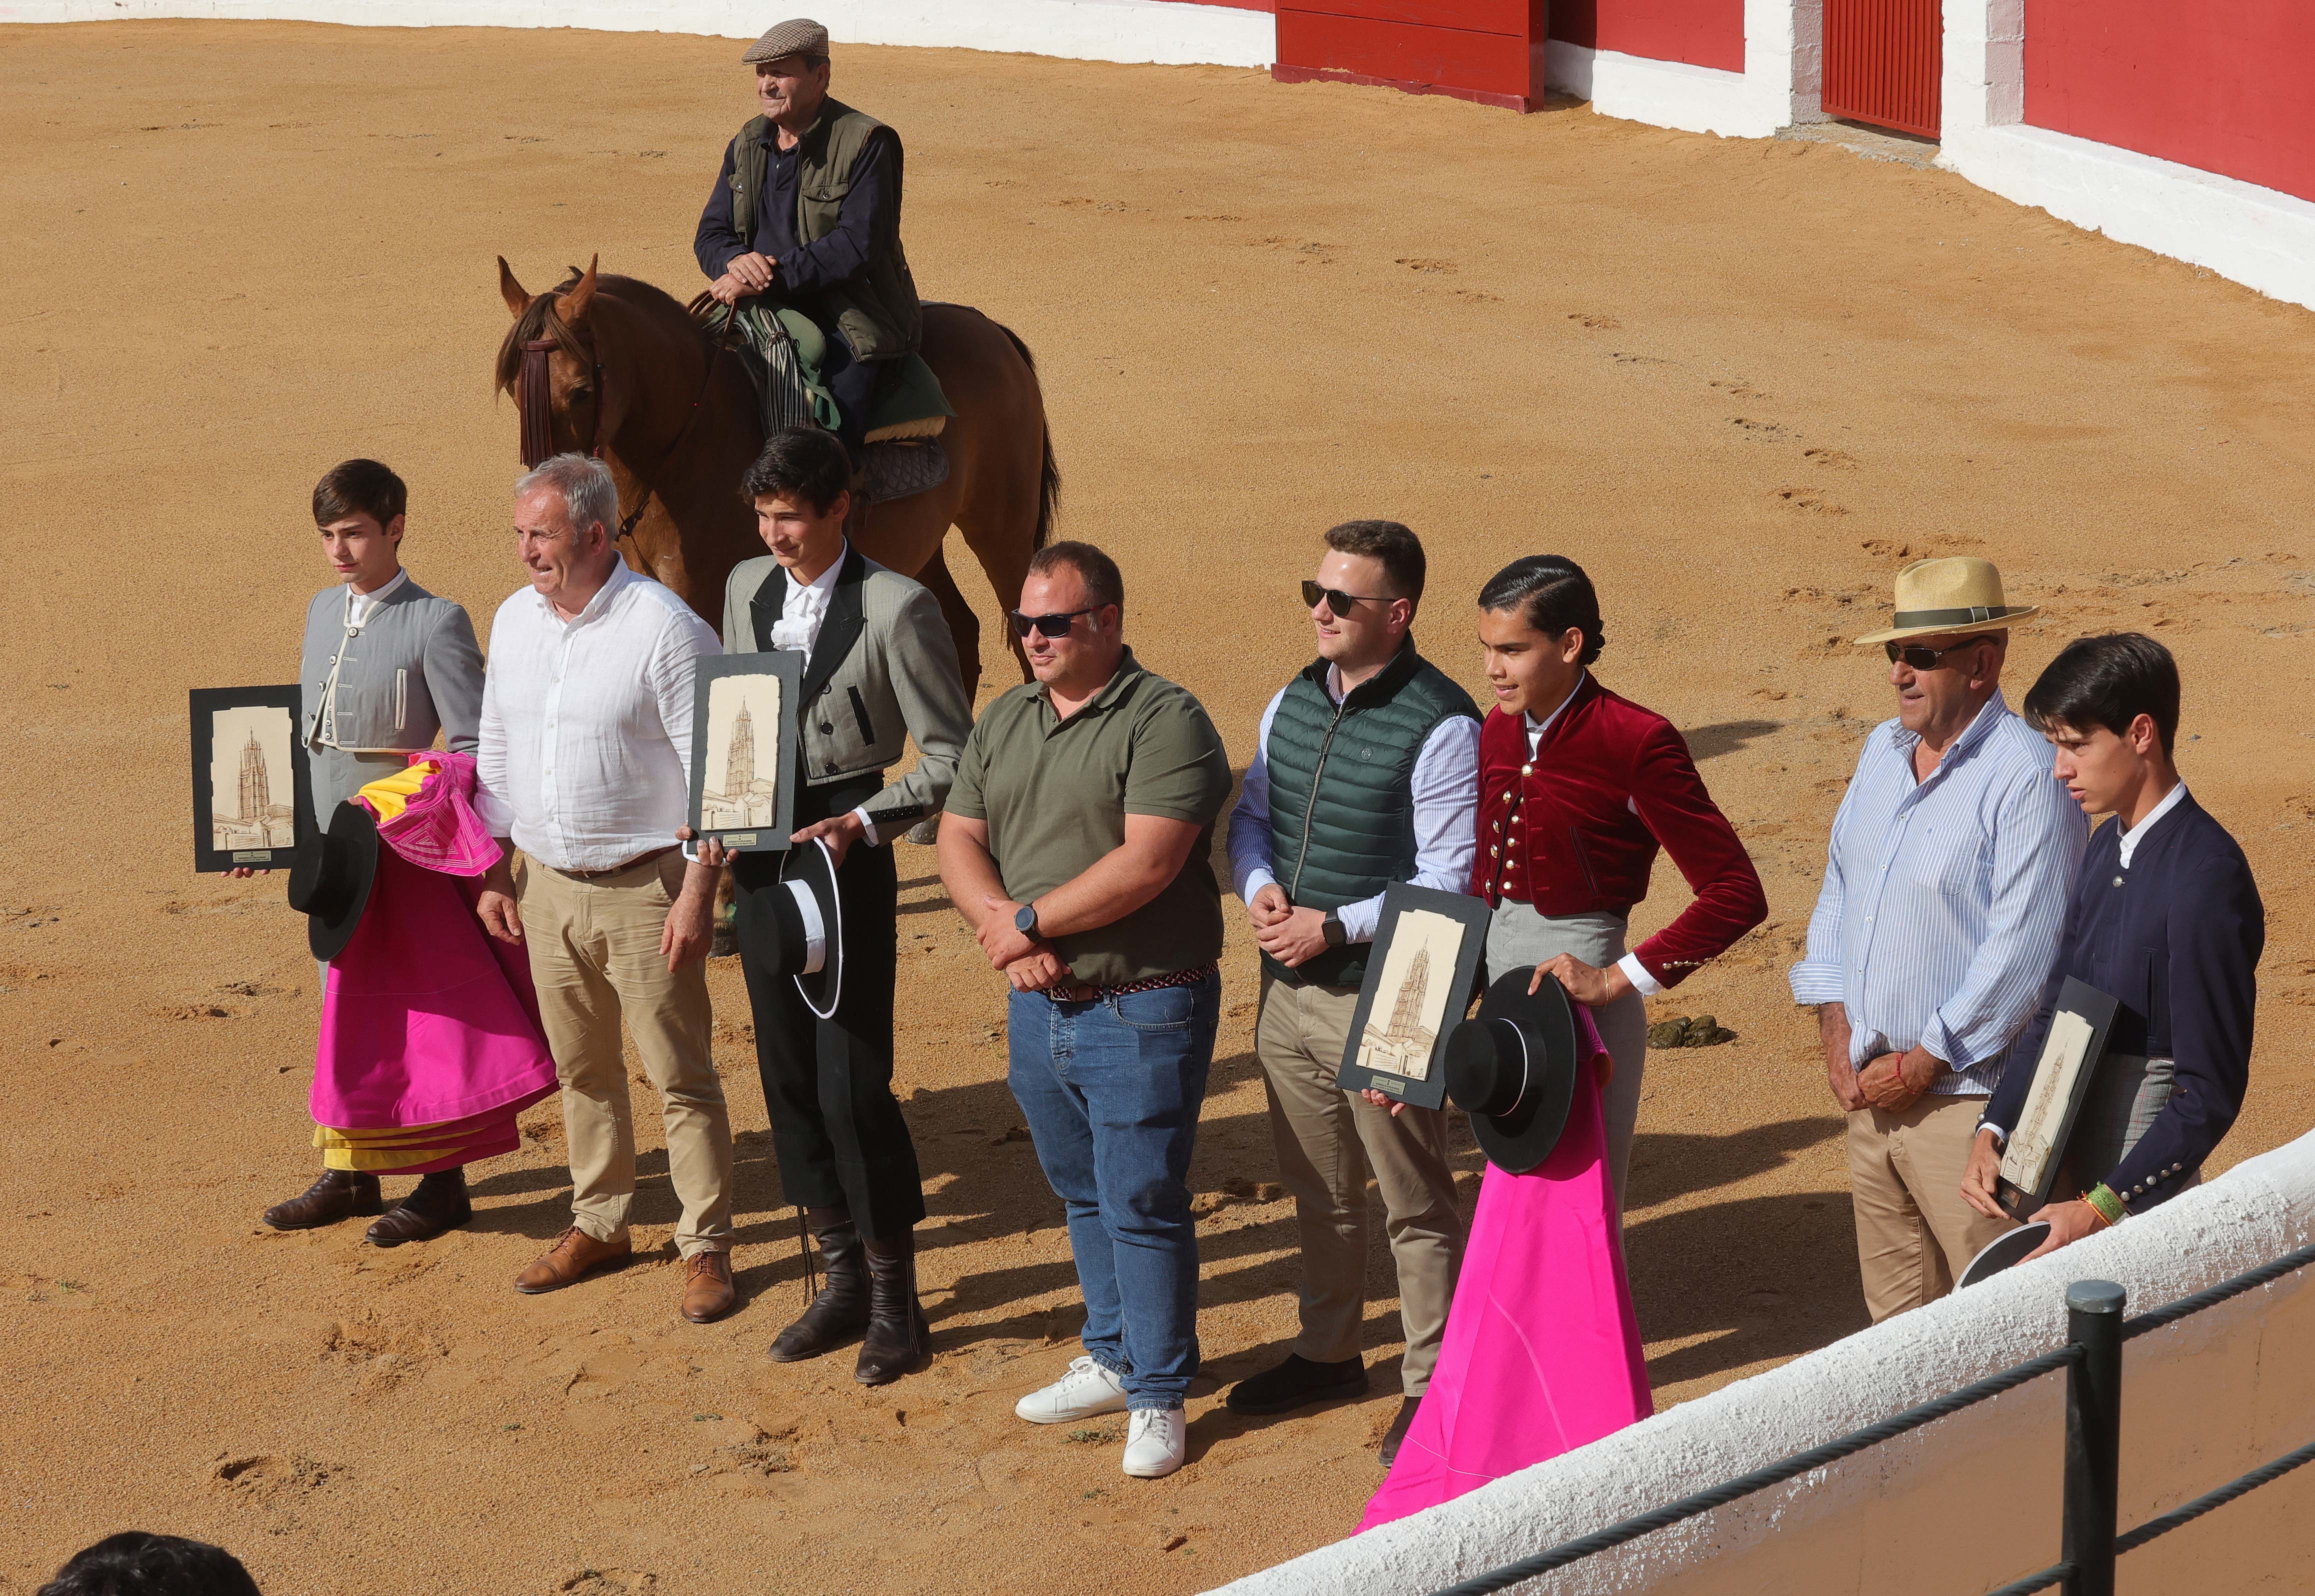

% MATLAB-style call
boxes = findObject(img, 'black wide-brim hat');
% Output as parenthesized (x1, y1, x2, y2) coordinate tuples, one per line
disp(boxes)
(287, 800, 379, 963)
(756, 838, 844, 1018)
(1444, 968, 1581, 1174)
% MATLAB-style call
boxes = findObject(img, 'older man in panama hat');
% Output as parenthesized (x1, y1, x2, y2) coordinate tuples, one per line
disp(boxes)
(694, 18, 922, 463)
(1788, 558, 2089, 1320)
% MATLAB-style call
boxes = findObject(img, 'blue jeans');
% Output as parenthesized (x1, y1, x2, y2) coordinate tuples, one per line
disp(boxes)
(1007, 972, 1221, 1410)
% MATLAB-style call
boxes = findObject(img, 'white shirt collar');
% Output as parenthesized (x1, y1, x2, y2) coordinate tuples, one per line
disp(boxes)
(345, 567, 409, 626)
(2117, 780, 2188, 869)
(784, 542, 848, 609)
(1524, 671, 1588, 750)
(539, 558, 635, 626)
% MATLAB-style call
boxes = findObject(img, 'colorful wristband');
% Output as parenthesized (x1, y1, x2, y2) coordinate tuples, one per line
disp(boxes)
(2083, 1184, 2126, 1228)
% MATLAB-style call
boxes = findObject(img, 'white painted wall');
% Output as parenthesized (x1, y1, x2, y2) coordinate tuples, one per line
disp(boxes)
(0, 0, 1278, 69)
(1210, 1129, 2315, 1596)
(1543, 0, 1824, 141)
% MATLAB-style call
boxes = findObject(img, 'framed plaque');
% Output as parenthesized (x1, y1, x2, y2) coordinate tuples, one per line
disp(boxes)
(689, 651, 803, 853)
(1334, 884, 1493, 1112)
(1996, 978, 2123, 1221)
(190, 684, 311, 872)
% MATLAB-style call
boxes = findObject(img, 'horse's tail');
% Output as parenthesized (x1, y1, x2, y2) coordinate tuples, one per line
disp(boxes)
(993, 319, 1060, 550)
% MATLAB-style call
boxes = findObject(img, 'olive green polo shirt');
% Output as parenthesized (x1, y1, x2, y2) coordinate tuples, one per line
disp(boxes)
(946, 648, 1231, 988)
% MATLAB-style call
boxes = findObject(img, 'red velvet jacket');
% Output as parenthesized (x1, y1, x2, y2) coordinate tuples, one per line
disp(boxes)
(1472, 676, 1766, 989)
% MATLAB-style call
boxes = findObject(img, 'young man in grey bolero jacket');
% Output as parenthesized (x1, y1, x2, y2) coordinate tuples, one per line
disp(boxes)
(261, 460, 488, 1247)
(704, 428, 972, 1387)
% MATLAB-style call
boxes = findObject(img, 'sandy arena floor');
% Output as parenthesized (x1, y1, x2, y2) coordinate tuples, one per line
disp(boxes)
(4, 20, 2314, 1595)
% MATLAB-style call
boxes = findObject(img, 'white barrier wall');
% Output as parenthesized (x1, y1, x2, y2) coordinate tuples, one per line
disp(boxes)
(0, 0, 1278, 68)
(1546, 0, 1824, 141)
(1211, 1129, 2315, 1596)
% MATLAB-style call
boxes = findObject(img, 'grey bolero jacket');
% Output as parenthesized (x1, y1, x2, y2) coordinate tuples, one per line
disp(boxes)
(299, 574, 485, 757)
(721, 547, 971, 832)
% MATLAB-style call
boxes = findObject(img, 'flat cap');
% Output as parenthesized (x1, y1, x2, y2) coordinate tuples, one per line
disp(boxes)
(741, 18, 830, 64)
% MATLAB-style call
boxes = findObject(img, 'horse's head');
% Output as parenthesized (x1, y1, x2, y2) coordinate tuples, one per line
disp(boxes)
(495, 256, 625, 468)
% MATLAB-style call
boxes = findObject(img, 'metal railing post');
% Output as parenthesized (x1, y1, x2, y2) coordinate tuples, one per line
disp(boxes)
(2061, 1280, 2127, 1596)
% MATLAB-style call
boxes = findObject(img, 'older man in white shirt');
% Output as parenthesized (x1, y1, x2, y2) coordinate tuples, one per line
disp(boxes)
(474, 454, 738, 1325)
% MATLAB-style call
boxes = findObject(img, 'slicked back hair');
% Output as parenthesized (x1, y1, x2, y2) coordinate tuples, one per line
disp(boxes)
(2024, 632, 2182, 754)
(38, 1533, 261, 1596)
(516, 454, 619, 542)
(313, 458, 407, 529)
(741, 426, 853, 514)
(1323, 520, 1426, 616)
(1477, 554, 1605, 666)
(1028, 540, 1124, 613)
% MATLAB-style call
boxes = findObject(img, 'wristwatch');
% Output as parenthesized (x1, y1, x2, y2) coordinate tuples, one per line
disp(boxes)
(1320, 912, 1347, 950)
(1015, 902, 1041, 938)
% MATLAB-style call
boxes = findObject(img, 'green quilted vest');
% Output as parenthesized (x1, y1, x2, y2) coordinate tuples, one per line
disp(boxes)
(731, 100, 924, 360)
(1264, 641, 1479, 989)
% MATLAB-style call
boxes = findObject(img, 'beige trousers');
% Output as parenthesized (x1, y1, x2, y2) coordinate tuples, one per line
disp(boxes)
(1256, 972, 1463, 1396)
(1846, 1094, 2012, 1322)
(518, 854, 733, 1258)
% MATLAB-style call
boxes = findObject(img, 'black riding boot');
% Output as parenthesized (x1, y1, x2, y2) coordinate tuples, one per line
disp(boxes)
(768, 1206, 871, 1363)
(855, 1231, 931, 1387)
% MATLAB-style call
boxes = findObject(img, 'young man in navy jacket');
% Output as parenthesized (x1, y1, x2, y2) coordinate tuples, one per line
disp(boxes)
(1963, 632, 2264, 1255)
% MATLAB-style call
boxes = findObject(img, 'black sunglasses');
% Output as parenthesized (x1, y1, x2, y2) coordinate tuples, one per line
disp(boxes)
(1302, 580, 1392, 616)
(1008, 606, 1100, 639)
(1885, 638, 1990, 672)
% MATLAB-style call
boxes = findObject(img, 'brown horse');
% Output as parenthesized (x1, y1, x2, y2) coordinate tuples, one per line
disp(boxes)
(492, 257, 1056, 698)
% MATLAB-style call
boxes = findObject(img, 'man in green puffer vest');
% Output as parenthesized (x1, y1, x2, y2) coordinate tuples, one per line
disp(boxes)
(1222, 520, 1482, 1468)
(695, 18, 923, 461)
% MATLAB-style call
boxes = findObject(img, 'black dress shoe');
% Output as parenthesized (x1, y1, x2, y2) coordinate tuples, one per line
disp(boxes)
(1378, 1394, 1422, 1469)
(855, 1236, 931, 1387)
(262, 1170, 383, 1230)
(770, 1210, 871, 1362)
(1224, 1354, 1368, 1415)
(366, 1170, 472, 1246)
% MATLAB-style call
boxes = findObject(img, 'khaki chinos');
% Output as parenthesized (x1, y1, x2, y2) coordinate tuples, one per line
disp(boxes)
(1845, 1094, 2010, 1320)
(519, 852, 734, 1257)
(1256, 972, 1461, 1396)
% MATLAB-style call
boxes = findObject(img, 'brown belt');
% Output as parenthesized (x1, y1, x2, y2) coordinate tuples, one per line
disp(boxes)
(552, 844, 678, 882)
(1047, 963, 1218, 1004)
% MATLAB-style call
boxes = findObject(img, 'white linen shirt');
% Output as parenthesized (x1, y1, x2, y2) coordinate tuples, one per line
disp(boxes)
(476, 562, 721, 871)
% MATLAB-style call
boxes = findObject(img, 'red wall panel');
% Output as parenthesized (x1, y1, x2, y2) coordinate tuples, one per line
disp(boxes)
(2026, 0, 2315, 204)
(1550, 0, 1746, 74)
(1276, 9, 1542, 100)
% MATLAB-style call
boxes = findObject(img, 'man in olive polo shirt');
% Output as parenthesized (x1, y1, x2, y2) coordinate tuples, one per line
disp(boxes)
(938, 540, 1232, 1482)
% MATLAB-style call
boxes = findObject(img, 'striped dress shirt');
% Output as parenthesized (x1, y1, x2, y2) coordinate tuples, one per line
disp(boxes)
(1788, 691, 2088, 1096)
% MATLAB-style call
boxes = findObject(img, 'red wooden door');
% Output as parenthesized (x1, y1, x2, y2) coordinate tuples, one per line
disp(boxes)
(1822, 0, 1942, 138)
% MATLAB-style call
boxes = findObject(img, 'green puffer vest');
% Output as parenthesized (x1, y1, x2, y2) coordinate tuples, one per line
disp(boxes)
(731, 100, 923, 360)
(1264, 642, 1480, 990)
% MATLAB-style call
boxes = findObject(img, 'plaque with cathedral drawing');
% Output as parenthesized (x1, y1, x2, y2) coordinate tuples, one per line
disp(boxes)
(1335, 884, 1492, 1110)
(190, 685, 311, 872)
(688, 652, 803, 852)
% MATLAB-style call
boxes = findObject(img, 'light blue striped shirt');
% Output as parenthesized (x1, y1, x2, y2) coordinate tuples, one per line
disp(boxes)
(1789, 691, 2087, 1096)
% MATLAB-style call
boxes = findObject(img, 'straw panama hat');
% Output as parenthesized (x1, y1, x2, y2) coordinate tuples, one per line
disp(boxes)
(1854, 556, 2040, 646)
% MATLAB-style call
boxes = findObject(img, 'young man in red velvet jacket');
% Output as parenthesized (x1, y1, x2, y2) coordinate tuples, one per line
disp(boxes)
(1474, 556, 1767, 1207)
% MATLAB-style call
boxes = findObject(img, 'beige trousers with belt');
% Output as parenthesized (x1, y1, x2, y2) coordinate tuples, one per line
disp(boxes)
(1846, 1094, 2013, 1322)
(1256, 970, 1463, 1396)
(518, 853, 734, 1258)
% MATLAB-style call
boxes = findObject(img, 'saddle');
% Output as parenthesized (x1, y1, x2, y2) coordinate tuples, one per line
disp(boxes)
(690, 294, 953, 503)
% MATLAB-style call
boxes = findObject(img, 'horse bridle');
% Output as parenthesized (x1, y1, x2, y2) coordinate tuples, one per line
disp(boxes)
(516, 296, 727, 545)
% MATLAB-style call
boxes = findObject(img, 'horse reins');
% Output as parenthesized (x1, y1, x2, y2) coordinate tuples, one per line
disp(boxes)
(517, 294, 729, 545)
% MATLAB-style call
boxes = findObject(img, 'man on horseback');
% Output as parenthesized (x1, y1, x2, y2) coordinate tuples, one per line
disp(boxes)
(695, 18, 922, 464)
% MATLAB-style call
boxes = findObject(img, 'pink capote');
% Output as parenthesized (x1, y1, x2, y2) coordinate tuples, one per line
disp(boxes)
(1359, 1006, 1653, 1531)
(312, 754, 556, 1141)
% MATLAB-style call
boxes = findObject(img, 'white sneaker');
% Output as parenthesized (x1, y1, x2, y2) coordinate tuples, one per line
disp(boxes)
(1015, 1356, 1131, 1424)
(1121, 1406, 1187, 1479)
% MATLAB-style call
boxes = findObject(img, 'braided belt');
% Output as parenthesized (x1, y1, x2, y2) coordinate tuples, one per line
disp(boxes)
(1048, 962, 1218, 1004)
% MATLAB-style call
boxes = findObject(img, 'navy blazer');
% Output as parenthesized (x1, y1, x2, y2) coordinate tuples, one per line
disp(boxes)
(1986, 792, 2263, 1208)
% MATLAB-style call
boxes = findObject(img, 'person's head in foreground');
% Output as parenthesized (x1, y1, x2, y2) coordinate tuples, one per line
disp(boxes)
(743, 19, 832, 132)
(313, 457, 406, 592)
(2022, 630, 2181, 821)
(1306, 519, 1422, 678)
(743, 426, 853, 577)
(1014, 542, 1125, 699)
(1475, 554, 1602, 720)
(39, 1532, 260, 1596)
(514, 454, 623, 616)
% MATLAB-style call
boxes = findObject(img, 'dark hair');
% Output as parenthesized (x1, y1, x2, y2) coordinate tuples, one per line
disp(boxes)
(312, 459, 406, 530)
(1323, 520, 1426, 614)
(740, 427, 853, 514)
(38, 1533, 260, 1596)
(1027, 540, 1124, 612)
(1476, 555, 1604, 666)
(2023, 632, 2181, 754)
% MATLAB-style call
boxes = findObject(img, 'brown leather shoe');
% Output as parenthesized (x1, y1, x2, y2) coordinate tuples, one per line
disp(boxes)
(681, 1250, 738, 1324)
(262, 1170, 383, 1230)
(514, 1226, 632, 1294)
(366, 1171, 472, 1247)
